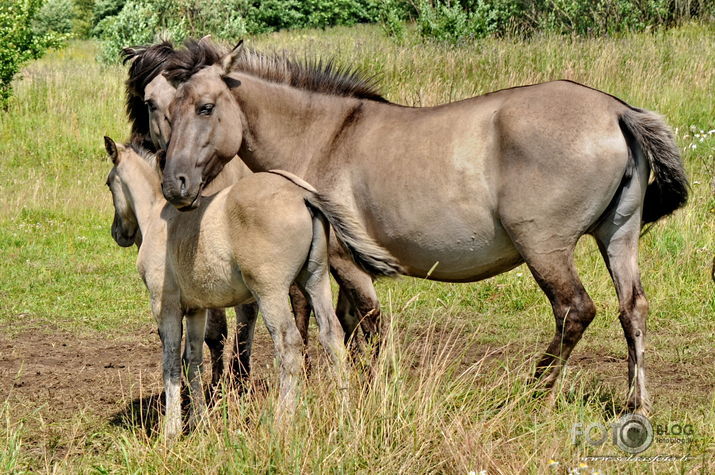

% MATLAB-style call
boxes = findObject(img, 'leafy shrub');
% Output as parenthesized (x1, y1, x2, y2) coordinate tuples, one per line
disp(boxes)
(400, 0, 715, 43)
(94, 0, 168, 63)
(378, 0, 408, 41)
(72, 0, 96, 38)
(0, 0, 66, 109)
(95, 0, 384, 63)
(92, 0, 125, 26)
(33, 0, 74, 35)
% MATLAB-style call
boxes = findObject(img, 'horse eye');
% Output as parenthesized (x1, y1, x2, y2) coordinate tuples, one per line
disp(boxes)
(198, 103, 214, 116)
(145, 100, 156, 111)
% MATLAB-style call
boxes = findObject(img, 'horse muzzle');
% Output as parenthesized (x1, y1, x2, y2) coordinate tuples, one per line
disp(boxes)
(162, 173, 203, 211)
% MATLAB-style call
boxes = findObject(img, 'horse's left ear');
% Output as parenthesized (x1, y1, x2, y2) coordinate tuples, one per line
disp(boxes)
(221, 39, 244, 73)
(104, 136, 118, 164)
(222, 76, 241, 89)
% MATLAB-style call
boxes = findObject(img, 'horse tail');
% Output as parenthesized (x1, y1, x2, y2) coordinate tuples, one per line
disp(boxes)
(619, 107, 689, 224)
(266, 170, 404, 277)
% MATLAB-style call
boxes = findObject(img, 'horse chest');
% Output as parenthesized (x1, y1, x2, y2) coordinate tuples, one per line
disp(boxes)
(170, 234, 251, 309)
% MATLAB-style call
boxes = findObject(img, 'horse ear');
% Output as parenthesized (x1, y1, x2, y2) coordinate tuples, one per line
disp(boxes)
(221, 39, 244, 73)
(104, 136, 118, 163)
(222, 76, 241, 89)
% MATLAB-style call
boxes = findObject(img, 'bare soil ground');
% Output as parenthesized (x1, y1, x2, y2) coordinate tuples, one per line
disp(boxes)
(1, 318, 712, 466)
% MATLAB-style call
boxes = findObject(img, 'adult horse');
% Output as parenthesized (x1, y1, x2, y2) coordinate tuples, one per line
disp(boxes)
(121, 41, 381, 384)
(160, 40, 688, 414)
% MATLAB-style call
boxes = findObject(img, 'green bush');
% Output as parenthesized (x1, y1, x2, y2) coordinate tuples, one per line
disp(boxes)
(72, 0, 96, 38)
(0, 0, 66, 109)
(94, 0, 170, 63)
(400, 0, 715, 43)
(94, 0, 384, 63)
(92, 0, 124, 26)
(33, 0, 74, 35)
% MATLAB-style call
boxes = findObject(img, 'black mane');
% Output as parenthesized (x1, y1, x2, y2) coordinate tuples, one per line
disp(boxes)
(164, 38, 387, 103)
(121, 40, 176, 151)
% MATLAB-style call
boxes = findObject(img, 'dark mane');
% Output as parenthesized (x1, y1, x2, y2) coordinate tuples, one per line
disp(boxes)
(164, 38, 387, 103)
(127, 142, 158, 170)
(121, 40, 176, 152)
(162, 39, 225, 84)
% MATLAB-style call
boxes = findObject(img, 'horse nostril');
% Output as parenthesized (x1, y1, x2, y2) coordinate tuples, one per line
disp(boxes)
(177, 174, 188, 197)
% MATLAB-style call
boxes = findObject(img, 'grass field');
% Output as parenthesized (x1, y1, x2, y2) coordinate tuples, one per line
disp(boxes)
(0, 23, 713, 473)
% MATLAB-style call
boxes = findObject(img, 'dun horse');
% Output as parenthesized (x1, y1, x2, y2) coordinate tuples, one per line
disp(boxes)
(122, 41, 258, 387)
(122, 41, 386, 380)
(103, 137, 401, 437)
(160, 39, 688, 414)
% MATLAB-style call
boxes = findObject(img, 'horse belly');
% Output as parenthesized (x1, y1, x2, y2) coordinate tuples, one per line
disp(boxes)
(391, 219, 523, 281)
(179, 267, 253, 310)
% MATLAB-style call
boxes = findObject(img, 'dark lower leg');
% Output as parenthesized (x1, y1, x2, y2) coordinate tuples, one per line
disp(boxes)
(204, 308, 228, 389)
(289, 284, 311, 346)
(619, 287, 650, 413)
(230, 303, 258, 387)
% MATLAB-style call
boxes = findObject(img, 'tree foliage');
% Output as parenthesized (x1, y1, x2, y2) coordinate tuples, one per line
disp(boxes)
(0, 0, 67, 109)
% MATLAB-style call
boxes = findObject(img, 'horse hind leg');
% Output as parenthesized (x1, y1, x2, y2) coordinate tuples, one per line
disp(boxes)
(525, 250, 598, 396)
(593, 190, 651, 414)
(289, 284, 311, 346)
(296, 213, 347, 386)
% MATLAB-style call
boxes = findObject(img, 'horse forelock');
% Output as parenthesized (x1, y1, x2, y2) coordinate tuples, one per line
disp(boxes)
(163, 38, 225, 84)
(123, 40, 176, 152)
(164, 38, 387, 103)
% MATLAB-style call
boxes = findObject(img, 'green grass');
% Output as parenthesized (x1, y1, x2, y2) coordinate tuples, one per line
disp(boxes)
(0, 23, 713, 473)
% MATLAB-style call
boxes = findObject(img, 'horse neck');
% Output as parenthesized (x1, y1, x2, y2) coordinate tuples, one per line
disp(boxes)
(122, 162, 164, 236)
(234, 74, 363, 174)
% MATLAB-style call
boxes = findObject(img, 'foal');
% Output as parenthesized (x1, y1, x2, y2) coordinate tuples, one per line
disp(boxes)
(104, 138, 401, 438)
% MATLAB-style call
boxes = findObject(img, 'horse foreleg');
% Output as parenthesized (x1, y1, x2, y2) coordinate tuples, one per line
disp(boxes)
(230, 303, 258, 389)
(204, 308, 228, 391)
(185, 309, 208, 430)
(155, 301, 183, 440)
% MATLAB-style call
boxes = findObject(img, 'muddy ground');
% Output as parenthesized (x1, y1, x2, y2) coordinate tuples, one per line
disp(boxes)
(1, 318, 712, 465)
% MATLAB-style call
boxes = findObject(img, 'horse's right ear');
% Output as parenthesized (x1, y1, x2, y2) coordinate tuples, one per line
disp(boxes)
(221, 39, 244, 73)
(104, 136, 118, 164)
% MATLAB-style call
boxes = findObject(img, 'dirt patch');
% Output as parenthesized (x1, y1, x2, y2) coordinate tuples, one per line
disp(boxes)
(1, 318, 713, 465)
(0, 323, 162, 425)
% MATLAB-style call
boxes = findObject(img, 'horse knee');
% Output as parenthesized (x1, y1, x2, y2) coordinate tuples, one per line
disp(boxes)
(630, 291, 648, 320)
(555, 292, 596, 343)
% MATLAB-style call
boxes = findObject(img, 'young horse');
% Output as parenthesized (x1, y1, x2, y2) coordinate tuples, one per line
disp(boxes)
(160, 39, 689, 414)
(122, 41, 262, 387)
(122, 41, 384, 376)
(104, 137, 401, 438)
(122, 42, 317, 386)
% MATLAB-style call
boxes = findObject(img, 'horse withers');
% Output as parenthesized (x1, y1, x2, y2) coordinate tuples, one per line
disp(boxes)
(103, 137, 402, 438)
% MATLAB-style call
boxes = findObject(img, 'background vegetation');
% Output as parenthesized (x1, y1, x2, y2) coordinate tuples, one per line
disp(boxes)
(0, 0, 69, 109)
(0, 21, 713, 472)
(2, 0, 714, 104)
